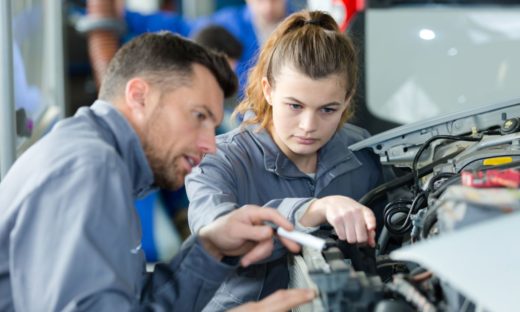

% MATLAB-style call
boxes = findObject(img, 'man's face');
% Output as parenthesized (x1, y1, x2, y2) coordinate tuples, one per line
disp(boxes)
(141, 64, 224, 190)
(246, 0, 287, 26)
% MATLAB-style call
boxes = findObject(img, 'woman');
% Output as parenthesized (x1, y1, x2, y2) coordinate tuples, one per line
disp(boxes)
(186, 10, 384, 311)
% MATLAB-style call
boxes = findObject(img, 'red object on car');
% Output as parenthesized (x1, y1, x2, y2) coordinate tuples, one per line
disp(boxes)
(461, 169, 520, 188)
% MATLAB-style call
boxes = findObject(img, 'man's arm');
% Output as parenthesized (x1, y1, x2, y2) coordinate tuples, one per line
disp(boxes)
(135, 235, 237, 311)
(137, 206, 305, 310)
(230, 289, 315, 312)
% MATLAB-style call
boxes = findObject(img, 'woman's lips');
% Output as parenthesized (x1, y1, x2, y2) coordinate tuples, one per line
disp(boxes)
(294, 136, 317, 145)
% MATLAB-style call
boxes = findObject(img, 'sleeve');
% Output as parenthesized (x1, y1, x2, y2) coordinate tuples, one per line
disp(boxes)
(135, 236, 237, 312)
(10, 161, 234, 311)
(187, 148, 317, 231)
(293, 199, 320, 232)
(186, 147, 317, 263)
(186, 150, 240, 234)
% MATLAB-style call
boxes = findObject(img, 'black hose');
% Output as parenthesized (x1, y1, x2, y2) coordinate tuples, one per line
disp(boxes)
(360, 152, 461, 207)
(412, 135, 481, 194)
(384, 199, 412, 236)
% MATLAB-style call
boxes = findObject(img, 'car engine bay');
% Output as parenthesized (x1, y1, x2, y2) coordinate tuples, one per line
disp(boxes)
(291, 98, 520, 311)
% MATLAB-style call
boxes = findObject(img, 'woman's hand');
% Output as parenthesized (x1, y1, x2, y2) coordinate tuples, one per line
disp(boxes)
(299, 196, 376, 247)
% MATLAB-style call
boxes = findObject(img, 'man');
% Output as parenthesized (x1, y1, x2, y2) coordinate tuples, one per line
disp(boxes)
(133, 25, 245, 262)
(0, 32, 313, 311)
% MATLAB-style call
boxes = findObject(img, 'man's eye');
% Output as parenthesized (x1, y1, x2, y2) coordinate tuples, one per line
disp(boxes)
(194, 111, 207, 121)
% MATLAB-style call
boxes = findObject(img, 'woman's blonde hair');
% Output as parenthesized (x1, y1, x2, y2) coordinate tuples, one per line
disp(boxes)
(233, 10, 358, 129)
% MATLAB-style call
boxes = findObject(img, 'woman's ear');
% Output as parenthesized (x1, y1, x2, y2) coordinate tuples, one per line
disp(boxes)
(124, 78, 150, 123)
(261, 77, 272, 105)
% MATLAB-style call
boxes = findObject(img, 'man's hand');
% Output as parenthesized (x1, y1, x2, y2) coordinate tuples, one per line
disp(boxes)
(228, 289, 316, 312)
(198, 205, 301, 266)
(299, 196, 376, 247)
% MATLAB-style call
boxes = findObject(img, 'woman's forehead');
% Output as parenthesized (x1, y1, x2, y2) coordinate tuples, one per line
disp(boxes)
(272, 65, 346, 89)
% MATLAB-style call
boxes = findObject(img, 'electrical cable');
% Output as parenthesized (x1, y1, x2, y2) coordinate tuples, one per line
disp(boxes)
(412, 135, 481, 194)
(360, 151, 461, 207)
(426, 172, 456, 192)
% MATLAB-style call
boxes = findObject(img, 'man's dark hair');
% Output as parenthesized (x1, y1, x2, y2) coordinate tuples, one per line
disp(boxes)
(98, 31, 237, 100)
(193, 25, 243, 60)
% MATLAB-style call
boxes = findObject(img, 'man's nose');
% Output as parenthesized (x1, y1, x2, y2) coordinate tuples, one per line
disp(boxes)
(197, 129, 217, 154)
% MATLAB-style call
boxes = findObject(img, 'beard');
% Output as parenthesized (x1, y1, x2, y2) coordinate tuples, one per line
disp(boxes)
(141, 105, 185, 190)
(144, 143, 184, 190)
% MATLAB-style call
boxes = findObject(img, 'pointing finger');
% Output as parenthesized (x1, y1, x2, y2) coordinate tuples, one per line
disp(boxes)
(363, 207, 377, 232)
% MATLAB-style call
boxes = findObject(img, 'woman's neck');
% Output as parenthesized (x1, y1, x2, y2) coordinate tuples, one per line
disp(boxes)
(268, 125, 318, 173)
(293, 154, 317, 174)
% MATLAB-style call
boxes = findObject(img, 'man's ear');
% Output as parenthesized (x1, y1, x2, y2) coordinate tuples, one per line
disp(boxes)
(124, 78, 150, 123)
(261, 77, 272, 106)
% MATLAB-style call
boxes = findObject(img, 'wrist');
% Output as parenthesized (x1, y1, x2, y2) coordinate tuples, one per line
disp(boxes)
(198, 229, 224, 261)
(299, 198, 326, 227)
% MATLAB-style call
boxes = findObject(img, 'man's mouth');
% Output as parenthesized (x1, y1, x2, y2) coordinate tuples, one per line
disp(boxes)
(183, 155, 201, 170)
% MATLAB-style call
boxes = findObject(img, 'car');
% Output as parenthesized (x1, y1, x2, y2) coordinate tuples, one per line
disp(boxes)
(290, 1, 520, 311)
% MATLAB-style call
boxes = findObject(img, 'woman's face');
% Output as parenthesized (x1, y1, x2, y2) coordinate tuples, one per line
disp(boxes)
(262, 65, 348, 170)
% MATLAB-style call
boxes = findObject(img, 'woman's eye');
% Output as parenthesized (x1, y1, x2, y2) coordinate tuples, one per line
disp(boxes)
(321, 107, 337, 114)
(289, 104, 302, 110)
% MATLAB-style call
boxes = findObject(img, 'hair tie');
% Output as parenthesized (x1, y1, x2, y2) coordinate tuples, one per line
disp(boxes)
(304, 19, 321, 26)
